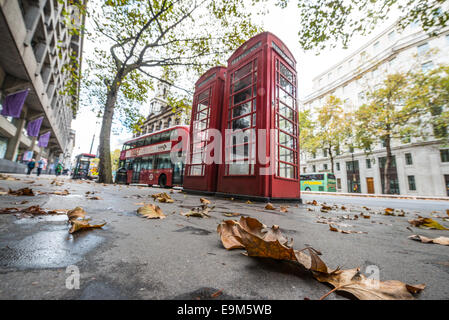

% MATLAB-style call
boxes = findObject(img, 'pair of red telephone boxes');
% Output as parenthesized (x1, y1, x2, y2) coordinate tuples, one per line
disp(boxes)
(182, 32, 301, 202)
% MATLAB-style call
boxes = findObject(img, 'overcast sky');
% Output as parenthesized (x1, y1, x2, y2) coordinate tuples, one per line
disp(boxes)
(71, 2, 397, 158)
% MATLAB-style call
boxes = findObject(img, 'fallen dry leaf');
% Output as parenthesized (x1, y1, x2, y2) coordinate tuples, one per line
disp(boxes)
(280, 206, 289, 213)
(200, 198, 211, 205)
(137, 204, 166, 219)
(69, 219, 106, 234)
(151, 192, 174, 203)
(408, 234, 449, 246)
(216, 216, 423, 300)
(384, 208, 395, 216)
(264, 203, 276, 210)
(329, 225, 367, 234)
(408, 217, 449, 230)
(245, 200, 254, 204)
(67, 207, 87, 221)
(223, 212, 240, 217)
(8, 187, 35, 196)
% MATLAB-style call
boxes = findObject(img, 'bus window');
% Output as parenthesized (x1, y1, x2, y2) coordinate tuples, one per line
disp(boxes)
(160, 130, 171, 142)
(141, 157, 150, 170)
(148, 155, 155, 170)
(136, 139, 144, 147)
(144, 136, 152, 146)
(156, 153, 171, 169)
(327, 173, 336, 180)
(152, 133, 161, 145)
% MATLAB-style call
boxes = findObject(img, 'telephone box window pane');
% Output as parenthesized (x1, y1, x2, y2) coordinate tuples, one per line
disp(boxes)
(233, 87, 252, 105)
(279, 117, 294, 134)
(280, 132, 294, 149)
(232, 101, 251, 118)
(279, 163, 294, 178)
(279, 147, 293, 163)
(280, 77, 294, 95)
(279, 103, 294, 121)
(233, 74, 252, 92)
(228, 163, 250, 175)
(279, 89, 294, 107)
(232, 115, 251, 129)
(197, 90, 209, 102)
(234, 62, 252, 82)
(190, 165, 203, 176)
(280, 64, 293, 82)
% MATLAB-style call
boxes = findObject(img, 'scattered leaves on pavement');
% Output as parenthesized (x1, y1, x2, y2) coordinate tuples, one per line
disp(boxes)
(137, 204, 166, 219)
(408, 234, 449, 246)
(217, 216, 425, 300)
(0, 174, 20, 181)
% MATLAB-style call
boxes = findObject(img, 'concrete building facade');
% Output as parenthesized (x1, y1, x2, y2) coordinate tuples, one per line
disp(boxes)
(0, 0, 84, 173)
(301, 21, 449, 197)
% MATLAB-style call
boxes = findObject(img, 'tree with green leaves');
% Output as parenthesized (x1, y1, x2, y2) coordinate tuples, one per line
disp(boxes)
(354, 73, 422, 194)
(298, 108, 318, 158)
(84, 0, 264, 183)
(407, 65, 449, 142)
(304, 96, 352, 173)
(276, 0, 449, 50)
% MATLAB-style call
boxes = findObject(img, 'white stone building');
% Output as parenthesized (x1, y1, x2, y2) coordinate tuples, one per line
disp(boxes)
(301, 21, 449, 197)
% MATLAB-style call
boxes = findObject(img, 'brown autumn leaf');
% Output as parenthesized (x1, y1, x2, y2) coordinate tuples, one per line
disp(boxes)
(264, 203, 276, 210)
(181, 206, 213, 218)
(408, 234, 449, 246)
(152, 192, 174, 203)
(408, 217, 449, 230)
(280, 206, 289, 213)
(210, 290, 223, 298)
(200, 198, 211, 205)
(446, 209, 449, 217)
(360, 213, 371, 219)
(245, 200, 254, 204)
(69, 219, 106, 234)
(314, 268, 425, 300)
(223, 212, 240, 217)
(137, 204, 166, 219)
(329, 224, 367, 234)
(384, 208, 395, 216)
(87, 196, 102, 200)
(8, 187, 35, 196)
(53, 189, 70, 196)
(67, 207, 87, 221)
(217, 216, 424, 300)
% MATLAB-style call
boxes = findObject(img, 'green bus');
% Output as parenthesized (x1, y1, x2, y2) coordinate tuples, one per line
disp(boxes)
(300, 172, 337, 192)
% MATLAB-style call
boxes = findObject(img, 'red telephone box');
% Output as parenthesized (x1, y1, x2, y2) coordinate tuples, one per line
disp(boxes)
(183, 66, 226, 194)
(215, 32, 301, 201)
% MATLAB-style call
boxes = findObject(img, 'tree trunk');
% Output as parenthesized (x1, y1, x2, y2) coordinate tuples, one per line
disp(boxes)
(98, 82, 120, 184)
(384, 135, 392, 194)
(329, 147, 334, 173)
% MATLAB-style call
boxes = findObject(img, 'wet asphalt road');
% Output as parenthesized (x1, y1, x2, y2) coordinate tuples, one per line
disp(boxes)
(0, 174, 449, 300)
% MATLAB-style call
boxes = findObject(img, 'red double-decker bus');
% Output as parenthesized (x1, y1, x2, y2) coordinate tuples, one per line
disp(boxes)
(118, 125, 189, 187)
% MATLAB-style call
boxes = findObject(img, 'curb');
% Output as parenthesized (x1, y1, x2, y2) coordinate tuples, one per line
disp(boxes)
(301, 191, 449, 202)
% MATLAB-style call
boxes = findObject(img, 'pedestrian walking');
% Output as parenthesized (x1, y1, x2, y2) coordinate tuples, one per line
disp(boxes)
(36, 158, 45, 176)
(27, 159, 36, 175)
(55, 163, 63, 176)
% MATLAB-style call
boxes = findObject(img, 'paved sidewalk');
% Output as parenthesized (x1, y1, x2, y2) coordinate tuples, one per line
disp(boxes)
(1, 174, 449, 300)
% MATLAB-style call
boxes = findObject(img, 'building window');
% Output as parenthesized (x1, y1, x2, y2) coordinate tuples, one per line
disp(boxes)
(366, 159, 371, 169)
(349, 146, 354, 153)
(324, 163, 328, 170)
(323, 149, 327, 157)
(312, 165, 316, 172)
(417, 42, 430, 56)
(421, 61, 434, 72)
(337, 178, 342, 189)
(312, 152, 316, 159)
(302, 167, 306, 173)
(405, 153, 413, 165)
(440, 149, 449, 162)
(373, 41, 379, 52)
(336, 162, 340, 171)
(408, 176, 416, 191)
